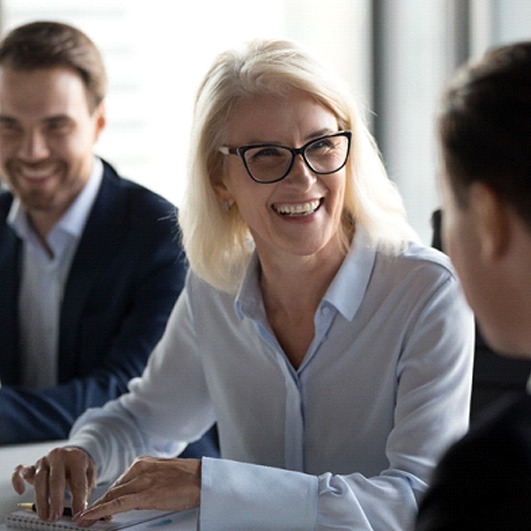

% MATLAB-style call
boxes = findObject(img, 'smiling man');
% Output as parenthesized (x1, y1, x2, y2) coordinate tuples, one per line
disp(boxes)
(0, 21, 218, 458)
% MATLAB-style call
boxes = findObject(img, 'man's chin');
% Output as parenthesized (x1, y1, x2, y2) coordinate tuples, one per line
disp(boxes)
(19, 192, 58, 212)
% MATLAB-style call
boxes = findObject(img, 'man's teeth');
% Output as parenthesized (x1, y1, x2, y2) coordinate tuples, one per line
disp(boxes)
(21, 167, 54, 179)
(274, 199, 320, 216)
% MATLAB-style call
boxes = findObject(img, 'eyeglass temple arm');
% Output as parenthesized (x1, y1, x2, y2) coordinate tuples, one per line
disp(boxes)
(219, 146, 238, 155)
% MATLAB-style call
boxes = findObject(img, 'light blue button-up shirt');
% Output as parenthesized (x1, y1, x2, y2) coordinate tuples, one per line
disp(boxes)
(71, 228, 474, 530)
(8, 158, 103, 388)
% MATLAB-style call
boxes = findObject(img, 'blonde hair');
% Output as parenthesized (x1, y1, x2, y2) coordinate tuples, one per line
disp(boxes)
(179, 39, 418, 293)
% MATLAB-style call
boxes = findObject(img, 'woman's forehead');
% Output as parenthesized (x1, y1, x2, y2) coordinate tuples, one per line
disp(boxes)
(225, 90, 338, 143)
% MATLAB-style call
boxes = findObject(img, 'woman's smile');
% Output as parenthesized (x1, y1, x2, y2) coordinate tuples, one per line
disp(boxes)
(271, 198, 322, 217)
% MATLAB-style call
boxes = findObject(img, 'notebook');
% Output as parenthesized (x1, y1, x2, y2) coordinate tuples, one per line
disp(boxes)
(4, 508, 181, 531)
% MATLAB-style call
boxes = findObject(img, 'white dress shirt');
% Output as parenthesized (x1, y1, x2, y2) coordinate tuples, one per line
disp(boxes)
(8, 158, 103, 388)
(70, 227, 475, 530)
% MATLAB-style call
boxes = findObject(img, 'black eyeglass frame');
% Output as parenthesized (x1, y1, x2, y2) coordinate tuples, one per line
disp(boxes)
(219, 130, 352, 184)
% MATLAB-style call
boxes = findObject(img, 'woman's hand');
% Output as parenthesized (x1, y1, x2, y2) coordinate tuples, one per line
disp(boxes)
(75, 457, 201, 526)
(12, 447, 97, 522)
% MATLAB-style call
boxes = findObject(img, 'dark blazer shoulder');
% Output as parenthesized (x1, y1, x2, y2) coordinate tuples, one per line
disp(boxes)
(94, 159, 180, 248)
(417, 394, 531, 530)
(0, 188, 14, 218)
(100, 159, 176, 212)
(450, 393, 531, 463)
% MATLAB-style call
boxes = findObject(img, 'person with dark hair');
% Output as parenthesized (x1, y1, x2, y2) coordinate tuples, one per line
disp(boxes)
(416, 41, 531, 530)
(0, 21, 218, 458)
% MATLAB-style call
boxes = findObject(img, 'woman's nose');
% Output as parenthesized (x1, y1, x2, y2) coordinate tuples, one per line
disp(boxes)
(283, 153, 317, 188)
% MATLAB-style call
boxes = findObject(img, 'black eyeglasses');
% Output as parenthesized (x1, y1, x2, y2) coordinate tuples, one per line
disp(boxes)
(219, 131, 352, 184)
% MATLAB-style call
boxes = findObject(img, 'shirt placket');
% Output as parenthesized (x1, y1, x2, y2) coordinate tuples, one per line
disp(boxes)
(246, 298, 336, 474)
(283, 369, 305, 472)
(280, 302, 336, 473)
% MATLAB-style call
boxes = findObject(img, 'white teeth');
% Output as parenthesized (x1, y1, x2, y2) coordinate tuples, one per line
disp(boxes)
(20, 166, 56, 179)
(274, 199, 320, 216)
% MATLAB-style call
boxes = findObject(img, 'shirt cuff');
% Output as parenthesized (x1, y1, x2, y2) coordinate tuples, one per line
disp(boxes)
(200, 457, 318, 529)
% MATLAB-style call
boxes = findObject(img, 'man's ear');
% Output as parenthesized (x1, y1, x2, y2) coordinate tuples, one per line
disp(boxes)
(92, 101, 106, 142)
(469, 182, 510, 261)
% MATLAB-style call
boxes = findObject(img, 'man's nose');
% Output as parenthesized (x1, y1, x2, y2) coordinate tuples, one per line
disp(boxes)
(18, 130, 49, 160)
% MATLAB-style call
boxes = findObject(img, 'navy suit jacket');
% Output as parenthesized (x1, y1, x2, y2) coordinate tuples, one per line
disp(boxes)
(0, 160, 218, 456)
(416, 393, 531, 530)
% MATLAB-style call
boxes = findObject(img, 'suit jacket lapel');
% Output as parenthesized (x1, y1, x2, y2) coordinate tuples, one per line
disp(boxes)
(0, 195, 22, 384)
(58, 162, 127, 379)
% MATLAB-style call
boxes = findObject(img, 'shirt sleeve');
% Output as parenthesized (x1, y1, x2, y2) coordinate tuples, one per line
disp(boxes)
(68, 279, 217, 484)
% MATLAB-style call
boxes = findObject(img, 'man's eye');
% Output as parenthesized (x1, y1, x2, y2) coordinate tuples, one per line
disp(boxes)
(0, 120, 21, 133)
(47, 121, 67, 131)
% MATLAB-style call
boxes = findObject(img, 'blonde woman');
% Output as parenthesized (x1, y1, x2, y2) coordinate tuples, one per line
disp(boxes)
(13, 39, 474, 530)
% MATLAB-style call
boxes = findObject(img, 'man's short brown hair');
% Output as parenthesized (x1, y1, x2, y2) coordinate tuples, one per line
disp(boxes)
(0, 20, 107, 112)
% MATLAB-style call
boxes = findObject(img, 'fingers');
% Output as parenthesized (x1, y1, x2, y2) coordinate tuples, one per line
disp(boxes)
(11, 464, 36, 495)
(33, 457, 52, 520)
(76, 457, 201, 524)
(12, 447, 96, 522)
(75, 478, 150, 525)
(68, 468, 94, 518)
(44, 452, 71, 521)
(56, 448, 96, 517)
(76, 491, 136, 526)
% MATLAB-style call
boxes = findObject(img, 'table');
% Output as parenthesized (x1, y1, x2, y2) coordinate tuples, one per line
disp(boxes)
(0, 441, 198, 529)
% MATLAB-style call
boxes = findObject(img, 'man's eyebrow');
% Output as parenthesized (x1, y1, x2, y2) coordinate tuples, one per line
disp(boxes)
(43, 114, 72, 122)
(0, 114, 72, 124)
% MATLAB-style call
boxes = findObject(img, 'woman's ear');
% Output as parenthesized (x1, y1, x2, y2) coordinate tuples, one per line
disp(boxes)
(212, 176, 234, 210)
(469, 182, 510, 262)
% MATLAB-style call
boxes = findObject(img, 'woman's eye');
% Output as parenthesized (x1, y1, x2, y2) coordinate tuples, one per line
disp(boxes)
(249, 146, 283, 160)
(308, 139, 334, 153)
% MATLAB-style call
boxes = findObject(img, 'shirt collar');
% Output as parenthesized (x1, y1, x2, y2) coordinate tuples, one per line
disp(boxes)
(7, 156, 104, 242)
(322, 227, 376, 321)
(234, 227, 376, 322)
(234, 252, 263, 321)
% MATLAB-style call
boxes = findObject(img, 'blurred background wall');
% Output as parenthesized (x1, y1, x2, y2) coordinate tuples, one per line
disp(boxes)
(1, 0, 530, 244)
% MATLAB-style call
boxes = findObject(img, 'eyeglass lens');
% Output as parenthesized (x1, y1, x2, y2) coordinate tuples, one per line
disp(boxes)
(242, 133, 350, 183)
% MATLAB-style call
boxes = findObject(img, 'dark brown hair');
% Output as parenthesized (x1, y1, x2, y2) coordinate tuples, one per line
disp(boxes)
(439, 41, 531, 228)
(0, 21, 107, 112)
